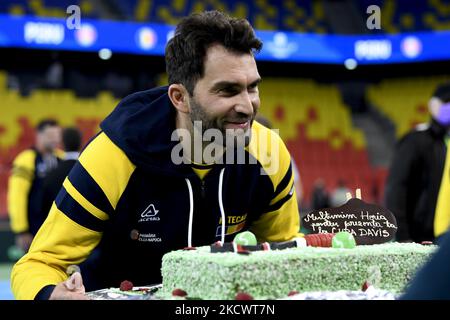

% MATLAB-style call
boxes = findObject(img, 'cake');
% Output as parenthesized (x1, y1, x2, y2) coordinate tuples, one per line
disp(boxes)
(157, 194, 436, 300)
(158, 240, 436, 300)
(88, 193, 437, 300)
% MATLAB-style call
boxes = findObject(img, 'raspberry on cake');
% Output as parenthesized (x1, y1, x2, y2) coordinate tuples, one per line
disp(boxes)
(120, 280, 134, 291)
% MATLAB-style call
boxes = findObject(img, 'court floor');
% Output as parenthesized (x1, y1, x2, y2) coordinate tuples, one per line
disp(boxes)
(0, 264, 14, 300)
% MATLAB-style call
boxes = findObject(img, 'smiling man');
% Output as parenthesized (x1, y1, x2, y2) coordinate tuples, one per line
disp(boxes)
(11, 10, 301, 300)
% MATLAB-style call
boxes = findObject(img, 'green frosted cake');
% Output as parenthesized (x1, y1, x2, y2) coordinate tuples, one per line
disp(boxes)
(159, 241, 436, 300)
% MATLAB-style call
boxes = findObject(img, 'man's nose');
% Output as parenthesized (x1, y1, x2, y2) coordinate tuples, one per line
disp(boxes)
(234, 91, 254, 116)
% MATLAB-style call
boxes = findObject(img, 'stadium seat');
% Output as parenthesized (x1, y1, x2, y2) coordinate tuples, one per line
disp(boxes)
(367, 76, 450, 138)
(257, 78, 373, 207)
(0, 0, 330, 33)
(0, 79, 120, 218)
(358, 0, 450, 33)
(0, 0, 98, 19)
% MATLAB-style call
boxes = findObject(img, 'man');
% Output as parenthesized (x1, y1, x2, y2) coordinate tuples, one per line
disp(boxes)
(385, 82, 450, 243)
(7, 119, 62, 253)
(41, 127, 82, 216)
(11, 11, 300, 300)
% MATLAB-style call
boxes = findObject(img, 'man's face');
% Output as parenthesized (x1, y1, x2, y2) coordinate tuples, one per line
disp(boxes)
(188, 44, 261, 147)
(37, 125, 61, 152)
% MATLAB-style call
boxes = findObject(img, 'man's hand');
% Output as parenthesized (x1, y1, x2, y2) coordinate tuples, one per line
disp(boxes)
(15, 232, 33, 253)
(49, 272, 90, 300)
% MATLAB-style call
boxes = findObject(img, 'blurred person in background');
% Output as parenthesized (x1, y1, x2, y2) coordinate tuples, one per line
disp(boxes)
(7, 119, 62, 253)
(385, 82, 450, 243)
(311, 178, 329, 210)
(41, 127, 82, 216)
(330, 179, 350, 207)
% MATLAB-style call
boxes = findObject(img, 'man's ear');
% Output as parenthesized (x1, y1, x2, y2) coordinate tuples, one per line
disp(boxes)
(168, 84, 189, 114)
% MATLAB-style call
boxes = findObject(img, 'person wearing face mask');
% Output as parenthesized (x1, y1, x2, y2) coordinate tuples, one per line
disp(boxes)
(385, 82, 450, 244)
(7, 119, 63, 253)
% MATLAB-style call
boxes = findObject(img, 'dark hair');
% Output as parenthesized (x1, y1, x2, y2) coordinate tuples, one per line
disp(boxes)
(36, 119, 59, 132)
(433, 82, 450, 102)
(165, 10, 262, 95)
(62, 127, 82, 152)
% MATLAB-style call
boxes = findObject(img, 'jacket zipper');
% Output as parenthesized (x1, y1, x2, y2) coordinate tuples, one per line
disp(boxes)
(200, 180, 206, 198)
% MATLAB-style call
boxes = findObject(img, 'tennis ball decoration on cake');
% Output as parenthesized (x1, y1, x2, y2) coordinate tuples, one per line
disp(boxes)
(233, 231, 257, 246)
(332, 231, 356, 249)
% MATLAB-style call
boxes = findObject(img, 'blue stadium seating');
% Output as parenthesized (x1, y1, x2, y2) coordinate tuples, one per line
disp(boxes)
(359, 0, 450, 32)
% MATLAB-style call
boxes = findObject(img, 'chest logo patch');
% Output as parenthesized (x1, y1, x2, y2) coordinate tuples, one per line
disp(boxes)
(138, 204, 160, 222)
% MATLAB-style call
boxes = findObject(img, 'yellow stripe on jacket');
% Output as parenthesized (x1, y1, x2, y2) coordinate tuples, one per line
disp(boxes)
(247, 121, 301, 242)
(434, 138, 450, 237)
(7, 149, 36, 233)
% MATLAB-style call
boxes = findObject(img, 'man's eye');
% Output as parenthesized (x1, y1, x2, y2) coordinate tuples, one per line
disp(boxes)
(220, 88, 239, 96)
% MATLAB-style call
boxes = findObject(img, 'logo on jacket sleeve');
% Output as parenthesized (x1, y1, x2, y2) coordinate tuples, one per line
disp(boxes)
(139, 204, 160, 222)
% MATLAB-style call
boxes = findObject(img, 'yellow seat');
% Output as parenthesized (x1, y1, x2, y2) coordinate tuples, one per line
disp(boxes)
(368, 76, 449, 138)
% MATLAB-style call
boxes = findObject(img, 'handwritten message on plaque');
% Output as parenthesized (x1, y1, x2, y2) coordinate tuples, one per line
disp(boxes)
(302, 198, 398, 245)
